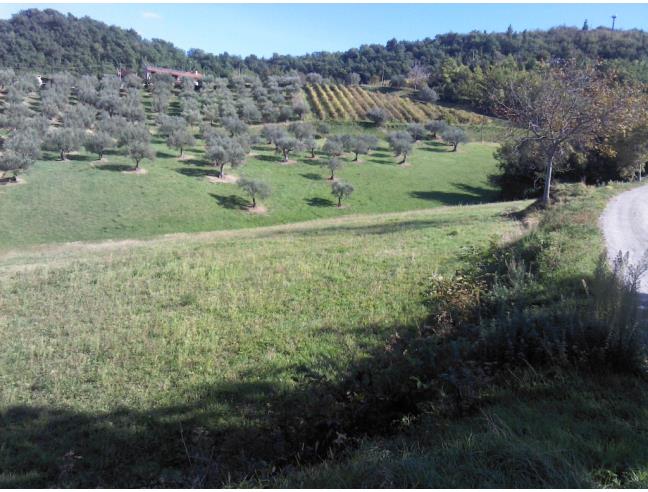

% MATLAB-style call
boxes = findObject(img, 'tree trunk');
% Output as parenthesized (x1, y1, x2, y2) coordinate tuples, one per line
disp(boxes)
(452, 143, 458, 152)
(98, 151, 103, 160)
(60, 150, 65, 161)
(329, 171, 334, 180)
(219, 163, 225, 177)
(337, 196, 342, 207)
(311, 148, 315, 158)
(283, 150, 288, 162)
(353, 152, 359, 162)
(252, 196, 256, 208)
(401, 154, 407, 164)
(179, 147, 183, 157)
(135, 159, 140, 170)
(542, 153, 555, 207)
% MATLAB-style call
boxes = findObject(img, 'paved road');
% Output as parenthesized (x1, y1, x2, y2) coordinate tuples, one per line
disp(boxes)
(600, 184, 648, 295)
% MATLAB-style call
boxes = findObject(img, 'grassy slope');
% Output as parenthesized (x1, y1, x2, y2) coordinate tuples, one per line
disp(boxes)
(0, 134, 499, 249)
(0, 200, 528, 487)
(275, 183, 648, 489)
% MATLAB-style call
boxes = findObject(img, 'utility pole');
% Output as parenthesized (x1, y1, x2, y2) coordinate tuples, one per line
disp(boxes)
(612, 15, 617, 30)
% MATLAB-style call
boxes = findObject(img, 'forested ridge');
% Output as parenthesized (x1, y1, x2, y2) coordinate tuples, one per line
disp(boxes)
(5, 8, 648, 87)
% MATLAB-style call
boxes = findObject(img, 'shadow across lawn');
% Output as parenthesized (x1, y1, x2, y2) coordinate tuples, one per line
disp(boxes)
(66, 154, 95, 162)
(176, 167, 215, 179)
(95, 163, 133, 172)
(420, 141, 452, 153)
(209, 193, 248, 210)
(410, 183, 497, 205)
(255, 154, 283, 163)
(305, 197, 335, 207)
(300, 173, 324, 181)
(156, 150, 177, 159)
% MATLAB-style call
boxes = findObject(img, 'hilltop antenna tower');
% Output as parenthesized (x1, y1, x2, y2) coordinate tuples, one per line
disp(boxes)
(612, 15, 617, 30)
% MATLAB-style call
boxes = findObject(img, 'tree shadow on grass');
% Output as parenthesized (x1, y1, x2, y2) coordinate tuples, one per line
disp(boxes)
(185, 158, 211, 167)
(300, 173, 324, 181)
(305, 197, 335, 207)
(367, 157, 396, 166)
(370, 151, 391, 158)
(156, 150, 176, 159)
(95, 163, 133, 172)
(2, 311, 635, 489)
(420, 141, 452, 153)
(66, 154, 94, 162)
(209, 193, 248, 210)
(177, 167, 215, 179)
(255, 154, 283, 163)
(102, 149, 121, 157)
(409, 186, 496, 205)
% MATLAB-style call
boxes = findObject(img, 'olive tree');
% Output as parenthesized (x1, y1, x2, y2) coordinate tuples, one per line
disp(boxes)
(418, 85, 439, 103)
(348, 136, 370, 162)
(441, 126, 468, 151)
(275, 136, 303, 162)
(237, 178, 271, 208)
(331, 181, 354, 207)
(1, 129, 41, 176)
(292, 97, 309, 120)
(366, 107, 390, 127)
(156, 115, 185, 137)
(205, 136, 246, 177)
(322, 138, 344, 158)
(306, 73, 324, 84)
(288, 121, 314, 141)
(127, 139, 155, 170)
(167, 125, 196, 157)
(324, 156, 343, 180)
(346, 72, 361, 85)
(44, 127, 83, 160)
(387, 131, 414, 164)
(84, 131, 114, 160)
(152, 90, 171, 113)
(302, 135, 317, 158)
(425, 120, 448, 139)
(222, 116, 248, 137)
(406, 123, 427, 142)
(261, 124, 284, 145)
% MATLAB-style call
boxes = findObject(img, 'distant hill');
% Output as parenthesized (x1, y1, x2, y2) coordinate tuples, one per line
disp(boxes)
(3, 8, 648, 99)
(0, 8, 189, 74)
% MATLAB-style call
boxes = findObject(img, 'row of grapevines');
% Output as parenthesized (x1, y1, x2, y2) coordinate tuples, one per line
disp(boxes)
(329, 84, 359, 120)
(312, 83, 337, 119)
(304, 84, 325, 119)
(321, 84, 347, 119)
(338, 84, 369, 117)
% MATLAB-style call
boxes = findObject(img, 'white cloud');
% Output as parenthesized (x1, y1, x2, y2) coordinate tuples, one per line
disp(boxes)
(141, 11, 162, 20)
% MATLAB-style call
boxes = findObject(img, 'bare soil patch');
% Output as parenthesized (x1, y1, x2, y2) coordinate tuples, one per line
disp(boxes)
(206, 174, 239, 184)
(247, 204, 268, 214)
(122, 168, 148, 175)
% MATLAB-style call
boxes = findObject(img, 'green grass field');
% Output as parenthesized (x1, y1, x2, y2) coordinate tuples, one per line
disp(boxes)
(270, 183, 648, 489)
(0, 200, 527, 487)
(0, 131, 499, 249)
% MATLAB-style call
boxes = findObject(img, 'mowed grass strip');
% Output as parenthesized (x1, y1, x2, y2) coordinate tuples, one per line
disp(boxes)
(0, 200, 527, 486)
(0, 132, 500, 249)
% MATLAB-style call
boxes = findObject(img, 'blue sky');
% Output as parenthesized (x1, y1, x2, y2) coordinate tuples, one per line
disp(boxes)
(1, 3, 647, 58)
